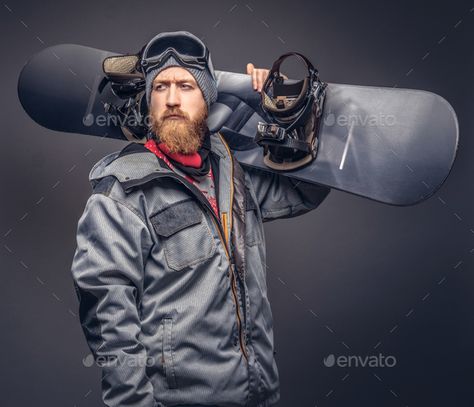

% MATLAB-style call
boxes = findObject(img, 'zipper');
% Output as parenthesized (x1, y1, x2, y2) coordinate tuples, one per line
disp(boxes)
(222, 212, 228, 241)
(126, 163, 249, 361)
(217, 133, 249, 361)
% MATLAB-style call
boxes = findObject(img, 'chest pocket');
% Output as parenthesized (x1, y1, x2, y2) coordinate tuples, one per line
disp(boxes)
(150, 199, 217, 271)
(245, 186, 263, 246)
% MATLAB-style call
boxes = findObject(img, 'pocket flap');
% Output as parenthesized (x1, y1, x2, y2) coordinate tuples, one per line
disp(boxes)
(150, 199, 202, 237)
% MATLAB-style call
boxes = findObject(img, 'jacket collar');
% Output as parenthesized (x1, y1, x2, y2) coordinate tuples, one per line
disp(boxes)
(89, 133, 228, 186)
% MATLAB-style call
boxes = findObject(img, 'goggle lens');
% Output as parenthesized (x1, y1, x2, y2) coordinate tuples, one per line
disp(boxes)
(145, 34, 206, 60)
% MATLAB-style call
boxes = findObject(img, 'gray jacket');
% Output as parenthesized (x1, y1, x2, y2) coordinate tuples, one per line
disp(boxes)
(70, 132, 330, 407)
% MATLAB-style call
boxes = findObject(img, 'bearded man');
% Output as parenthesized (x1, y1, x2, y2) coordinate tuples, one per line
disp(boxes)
(71, 31, 330, 407)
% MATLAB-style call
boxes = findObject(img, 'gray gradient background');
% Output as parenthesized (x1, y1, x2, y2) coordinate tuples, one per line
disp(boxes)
(1, 0, 473, 406)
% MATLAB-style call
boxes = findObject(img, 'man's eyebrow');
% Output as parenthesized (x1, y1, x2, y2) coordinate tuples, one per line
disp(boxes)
(153, 79, 196, 85)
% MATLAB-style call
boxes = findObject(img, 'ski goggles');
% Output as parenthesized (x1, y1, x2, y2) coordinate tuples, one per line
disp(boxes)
(139, 31, 216, 79)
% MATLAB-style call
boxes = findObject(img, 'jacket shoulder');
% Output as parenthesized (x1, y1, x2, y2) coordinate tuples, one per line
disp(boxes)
(88, 142, 166, 189)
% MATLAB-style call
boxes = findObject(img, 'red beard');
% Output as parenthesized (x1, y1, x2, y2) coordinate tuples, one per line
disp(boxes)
(149, 106, 208, 154)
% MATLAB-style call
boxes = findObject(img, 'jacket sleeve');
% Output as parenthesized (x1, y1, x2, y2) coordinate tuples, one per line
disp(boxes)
(244, 166, 330, 222)
(70, 192, 157, 407)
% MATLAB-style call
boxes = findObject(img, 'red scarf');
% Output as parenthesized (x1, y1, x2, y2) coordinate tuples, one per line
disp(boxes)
(144, 139, 202, 168)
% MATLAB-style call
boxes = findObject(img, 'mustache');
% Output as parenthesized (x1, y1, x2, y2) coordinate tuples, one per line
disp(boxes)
(162, 108, 189, 120)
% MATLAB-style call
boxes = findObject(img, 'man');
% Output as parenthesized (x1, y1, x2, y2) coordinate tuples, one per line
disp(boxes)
(70, 31, 330, 407)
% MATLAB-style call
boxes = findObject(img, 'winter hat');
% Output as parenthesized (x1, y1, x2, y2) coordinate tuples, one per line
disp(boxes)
(143, 32, 218, 109)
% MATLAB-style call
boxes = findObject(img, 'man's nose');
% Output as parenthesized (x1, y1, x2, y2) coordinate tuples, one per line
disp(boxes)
(166, 85, 180, 107)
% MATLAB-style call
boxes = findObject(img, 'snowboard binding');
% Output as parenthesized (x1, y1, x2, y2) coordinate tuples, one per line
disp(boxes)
(256, 52, 327, 171)
(102, 53, 149, 141)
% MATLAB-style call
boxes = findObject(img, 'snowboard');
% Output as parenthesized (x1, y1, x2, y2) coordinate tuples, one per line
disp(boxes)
(17, 44, 459, 206)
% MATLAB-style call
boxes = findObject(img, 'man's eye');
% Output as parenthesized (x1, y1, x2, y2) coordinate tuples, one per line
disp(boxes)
(181, 84, 193, 89)
(154, 84, 166, 91)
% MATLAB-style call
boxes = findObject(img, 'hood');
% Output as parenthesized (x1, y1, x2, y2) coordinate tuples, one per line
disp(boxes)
(88, 133, 228, 189)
